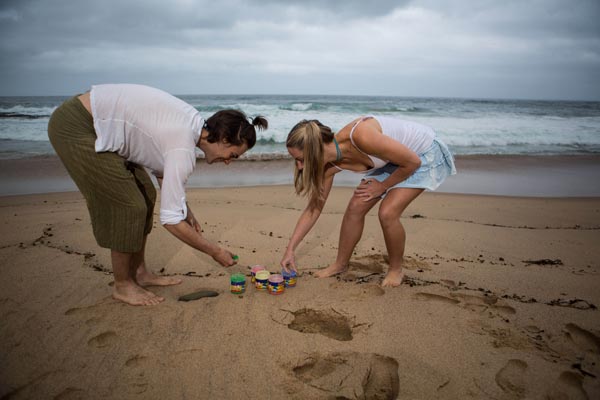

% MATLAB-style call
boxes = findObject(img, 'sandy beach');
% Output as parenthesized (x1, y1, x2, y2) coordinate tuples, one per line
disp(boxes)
(0, 158, 599, 399)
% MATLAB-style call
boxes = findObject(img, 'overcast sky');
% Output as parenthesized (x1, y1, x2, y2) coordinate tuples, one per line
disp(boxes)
(1, 0, 599, 100)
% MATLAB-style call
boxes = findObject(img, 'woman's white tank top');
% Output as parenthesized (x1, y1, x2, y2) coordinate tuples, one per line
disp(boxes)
(342, 115, 435, 172)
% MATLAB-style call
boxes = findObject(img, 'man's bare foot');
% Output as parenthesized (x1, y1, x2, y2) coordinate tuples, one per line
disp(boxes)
(136, 268, 183, 287)
(315, 263, 348, 278)
(113, 281, 165, 306)
(381, 267, 405, 287)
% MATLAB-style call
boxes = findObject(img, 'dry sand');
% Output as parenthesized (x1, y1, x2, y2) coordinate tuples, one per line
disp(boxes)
(1, 187, 599, 399)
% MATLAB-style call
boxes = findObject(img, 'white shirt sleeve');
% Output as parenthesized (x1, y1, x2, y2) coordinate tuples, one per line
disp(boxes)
(159, 149, 196, 225)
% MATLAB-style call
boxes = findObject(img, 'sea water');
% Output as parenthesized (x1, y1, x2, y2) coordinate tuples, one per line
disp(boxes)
(1, 94, 599, 159)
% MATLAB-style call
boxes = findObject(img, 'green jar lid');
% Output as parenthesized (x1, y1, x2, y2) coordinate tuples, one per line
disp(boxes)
(231, 273, 246, 283)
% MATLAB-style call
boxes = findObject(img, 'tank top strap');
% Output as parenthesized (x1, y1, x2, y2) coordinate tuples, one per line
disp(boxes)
(349, 116, 374, 156)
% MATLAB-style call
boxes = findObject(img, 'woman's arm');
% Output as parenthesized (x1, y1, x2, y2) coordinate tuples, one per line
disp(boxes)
(352, 125, 422, 201)
(281, 173, 335, 270)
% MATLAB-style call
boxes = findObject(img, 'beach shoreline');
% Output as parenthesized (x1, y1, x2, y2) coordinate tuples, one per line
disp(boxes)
(1, 186, 599, 399)
(1, 153, 600, 197)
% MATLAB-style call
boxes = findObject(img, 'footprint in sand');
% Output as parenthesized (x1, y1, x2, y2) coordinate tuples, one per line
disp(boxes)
(65, 306, 104, 327)
(546, 371, 590, 400)
(125, 354, 150, 368)
(53, 387, 85, 399)
(335, 255, 431, 284)
(564, 323, 600, 354)
(85, 317, 102, 327)
(122, 356, 153, 396)
(64, 307, 82, 316)
(351, 254, 431, 272)
(87, 331, 117, 348)
(414, 291, 516, 316)
(495, 359, 528, 399)
(292, 352, 399, 400)
(452, 293, 517, 315)
(64, 301, 109, 317)
(349, 254, 386, 274)
(403, 256, 431, 271)
(329, 282, 385, 298)
(128, 381, 149, 395)
(339, 258, 385, 282)
(288, 308, 354, 341)
(414, 292, 460, 305)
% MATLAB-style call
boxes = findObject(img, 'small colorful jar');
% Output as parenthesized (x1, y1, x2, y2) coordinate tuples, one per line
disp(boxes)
(250, 265, 266, 283)
(230, 273, 246, 294)
(268, 274, 285, 295)
(255, 270, 270, 291)
(282, 269, 297, 288)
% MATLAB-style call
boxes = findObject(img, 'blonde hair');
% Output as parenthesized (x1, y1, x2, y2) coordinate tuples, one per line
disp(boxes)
(286, 120, 334, 205)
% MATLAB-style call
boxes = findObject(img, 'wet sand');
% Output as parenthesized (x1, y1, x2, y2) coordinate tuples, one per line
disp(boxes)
(2, 154, 600, 197)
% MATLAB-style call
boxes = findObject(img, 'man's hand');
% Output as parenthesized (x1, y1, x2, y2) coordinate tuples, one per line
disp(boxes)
(213, 248, 237, 267)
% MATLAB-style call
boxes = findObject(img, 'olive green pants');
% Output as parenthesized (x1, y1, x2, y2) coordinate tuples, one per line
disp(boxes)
(48, 95, 156, 253)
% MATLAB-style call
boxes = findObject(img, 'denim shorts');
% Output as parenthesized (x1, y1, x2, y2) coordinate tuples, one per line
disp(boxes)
(365, 138, 457, 197)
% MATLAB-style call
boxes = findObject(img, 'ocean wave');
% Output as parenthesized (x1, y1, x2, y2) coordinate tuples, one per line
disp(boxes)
(256, 137, 281, 145)
(195, 151, 291, 161)
(368, 106, 430, 113)
(278, 103, 314, 111)
(1, 94, 599, 158)
(0, 105, 55, 118)
(191, 101, 432, 115)
(0, 112, 49, 119)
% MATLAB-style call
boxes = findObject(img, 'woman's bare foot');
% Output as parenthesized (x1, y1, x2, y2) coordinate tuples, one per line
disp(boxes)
(315, 263, 348, 278)
(381, 267, 405, 287)
(113, 281, 164, 306)
(136, 267, 183, 287)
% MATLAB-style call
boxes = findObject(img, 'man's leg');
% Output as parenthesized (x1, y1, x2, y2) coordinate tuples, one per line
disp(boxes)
(111, 249, 164, 306)
(134, 236, 182, 286)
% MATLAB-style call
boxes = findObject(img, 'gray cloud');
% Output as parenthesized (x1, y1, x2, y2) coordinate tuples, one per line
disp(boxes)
(0, 0, 599, 100)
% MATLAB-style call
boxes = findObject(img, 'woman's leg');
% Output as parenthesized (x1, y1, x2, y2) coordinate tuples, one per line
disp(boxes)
(315, 194, 380, 278)
(378, 188, 424, 287)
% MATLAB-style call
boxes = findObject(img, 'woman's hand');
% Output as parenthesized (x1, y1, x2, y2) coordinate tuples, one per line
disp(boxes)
(355, 178, 386, 201)
(213, 248, 237, 267)
(280, 250, 297, 272)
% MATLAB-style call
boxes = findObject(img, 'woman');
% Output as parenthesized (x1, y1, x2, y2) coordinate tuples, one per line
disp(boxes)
(280, 116, 455, 287)
(48, 83, 267, 305)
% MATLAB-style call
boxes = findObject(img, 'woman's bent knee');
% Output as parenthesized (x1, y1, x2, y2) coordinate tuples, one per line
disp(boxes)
(346, 195, 373, 217)
(378, 204, 402, 225)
